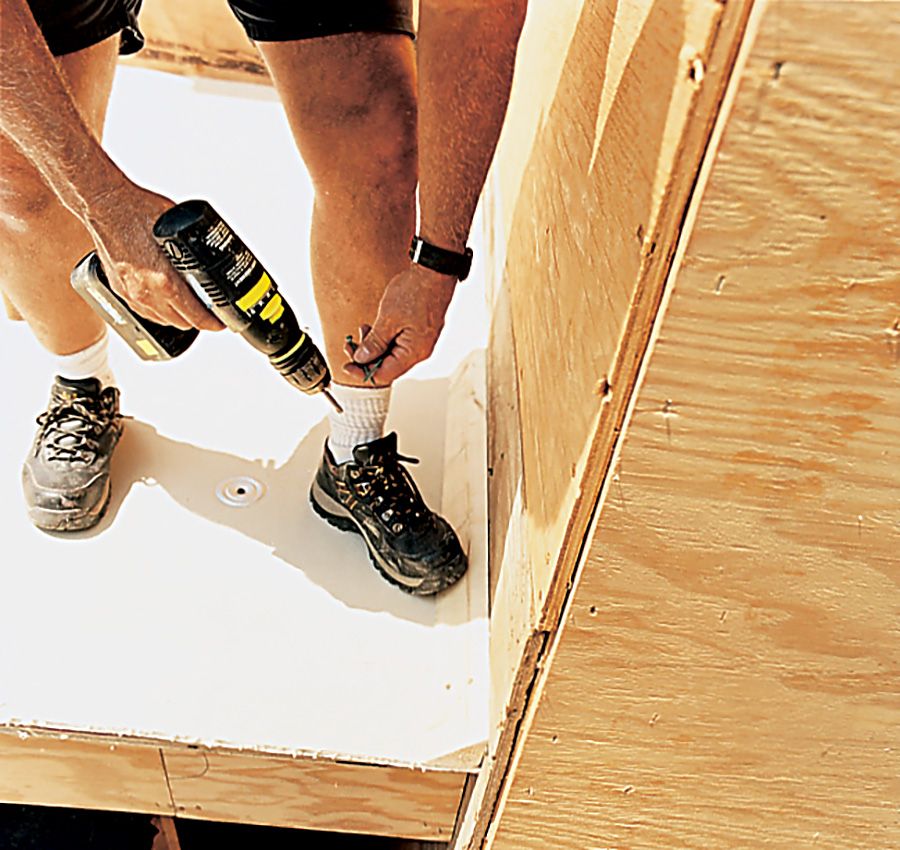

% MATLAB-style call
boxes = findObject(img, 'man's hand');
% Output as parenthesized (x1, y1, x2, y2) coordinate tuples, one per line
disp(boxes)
(344, 264, 457, 385)
(88, 183, 224, 332)
(1, 0, 222, 334)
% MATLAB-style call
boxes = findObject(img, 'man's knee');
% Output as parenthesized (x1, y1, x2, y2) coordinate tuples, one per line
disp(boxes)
(316, 80, 415, 155)
(273, 35, 417, 185)
(311, 84, 414, 173)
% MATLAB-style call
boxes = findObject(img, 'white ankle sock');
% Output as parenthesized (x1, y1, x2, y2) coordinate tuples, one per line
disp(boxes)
(54, 333, 116, 388)
(327, 383, 392, 464)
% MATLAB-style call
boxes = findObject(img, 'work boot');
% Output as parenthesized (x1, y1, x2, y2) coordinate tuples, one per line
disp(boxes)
(22, 376, 123, 532)
(309, 433, 468, 596)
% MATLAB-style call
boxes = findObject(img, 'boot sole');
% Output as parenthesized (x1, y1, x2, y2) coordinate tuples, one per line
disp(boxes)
(27, 479, 112, 533)
(309, 480, 466, 597)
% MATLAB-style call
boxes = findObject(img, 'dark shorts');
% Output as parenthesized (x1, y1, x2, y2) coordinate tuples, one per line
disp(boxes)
(28, 0, 415, 58)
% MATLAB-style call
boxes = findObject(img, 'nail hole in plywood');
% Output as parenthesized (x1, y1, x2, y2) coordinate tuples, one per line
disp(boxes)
(689, 56, 705, 84)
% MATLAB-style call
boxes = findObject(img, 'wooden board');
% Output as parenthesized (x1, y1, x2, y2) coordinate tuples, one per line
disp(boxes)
(164, 748, 464, 841)
(487, 0, 750, 624)
(463, 1, 754, 846)
(122, 0, 268, 83)
(0, 727, 466, 840)
(488, 1, 900, 847)
(0, 729, 172, 816)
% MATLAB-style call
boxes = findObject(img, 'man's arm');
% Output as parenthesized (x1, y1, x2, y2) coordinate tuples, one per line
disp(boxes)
(0, 0, 221, 331)
(346, 0, 526, 383)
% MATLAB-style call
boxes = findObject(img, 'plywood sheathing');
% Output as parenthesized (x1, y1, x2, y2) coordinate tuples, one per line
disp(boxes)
(487, 0, 749, 627)
(465, 0, 754, 846)
(0, 727, 468, 840)
(0, 728, 172, 816)
(489, 1, 900, 847)
(164, 749, 464, 841)
(122, 0, 268, 83)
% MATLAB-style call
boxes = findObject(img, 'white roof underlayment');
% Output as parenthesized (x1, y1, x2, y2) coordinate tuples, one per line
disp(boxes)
(0, 67, 489, 770)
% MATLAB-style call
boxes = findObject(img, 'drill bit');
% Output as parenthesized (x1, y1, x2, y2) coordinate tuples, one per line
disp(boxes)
(322, 388, 344, 414)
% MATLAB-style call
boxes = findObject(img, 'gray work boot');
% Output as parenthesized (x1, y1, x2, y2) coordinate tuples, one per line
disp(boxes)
(22, 376, 123, 532)
(309, 433, 468, 596)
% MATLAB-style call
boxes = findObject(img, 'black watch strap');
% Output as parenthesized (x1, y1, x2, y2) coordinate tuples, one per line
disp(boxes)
(409, 236, 473, 281)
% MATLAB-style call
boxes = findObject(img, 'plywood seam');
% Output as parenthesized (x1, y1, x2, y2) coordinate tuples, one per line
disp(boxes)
(460, 2, 760, 847)
(159, 749, 178, 816)
(538, 0, 759, 635)
(449, 772, 480, 847)
(482, 0, 772, 843)
(514, 0, 763, 778)
(460, 630, 547, 850)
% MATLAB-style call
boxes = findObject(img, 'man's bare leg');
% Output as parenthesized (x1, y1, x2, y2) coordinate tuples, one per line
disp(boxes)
(0, 35, 119, 355)
(257, 33, 417, 381)
(1, 34, 128, 531)
(259, 34, 466, 595)
(348, 0, 527, 384)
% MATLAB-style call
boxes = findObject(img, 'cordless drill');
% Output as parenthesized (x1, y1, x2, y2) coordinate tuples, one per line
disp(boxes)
(71, 199, 342, 412)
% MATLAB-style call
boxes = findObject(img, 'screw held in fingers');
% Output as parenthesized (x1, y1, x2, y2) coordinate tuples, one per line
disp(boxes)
(345, 334, 385, 384)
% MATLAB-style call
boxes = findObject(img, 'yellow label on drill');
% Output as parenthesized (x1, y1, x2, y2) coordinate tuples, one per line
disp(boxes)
(236, 272, 272, 313)
(136, 338, 161, 358)
(260, 293, 285, 323)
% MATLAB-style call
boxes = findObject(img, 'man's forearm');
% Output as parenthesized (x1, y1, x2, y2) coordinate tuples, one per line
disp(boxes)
(346, 0, 526, 380)
(0, 0, 129, 225)
(0, 0, 223, 331)
(416, 0, 526, 252)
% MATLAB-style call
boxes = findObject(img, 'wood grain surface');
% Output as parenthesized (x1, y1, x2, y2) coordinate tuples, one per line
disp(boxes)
(486, 0, 747, 629)
(0, 726, 468, 839)
(468, 0, 753, 846)
(122, 0, 268, 83)
(164, 748, 466, 841)
(489, 2, 900, 847)
(0, 729, 172, 816)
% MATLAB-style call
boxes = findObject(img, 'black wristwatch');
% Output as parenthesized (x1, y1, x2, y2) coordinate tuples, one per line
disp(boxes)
(409, 236, 473, 282)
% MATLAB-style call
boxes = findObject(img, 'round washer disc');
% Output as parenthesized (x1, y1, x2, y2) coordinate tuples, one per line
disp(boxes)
(215, 476, 266, 508)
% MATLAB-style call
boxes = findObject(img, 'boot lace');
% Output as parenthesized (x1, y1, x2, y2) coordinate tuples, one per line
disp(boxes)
(350, 452, 427, 534)
(36, 391, 117, 465)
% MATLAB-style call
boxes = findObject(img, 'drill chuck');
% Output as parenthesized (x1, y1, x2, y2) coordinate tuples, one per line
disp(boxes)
(152, 200, 331, 396)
